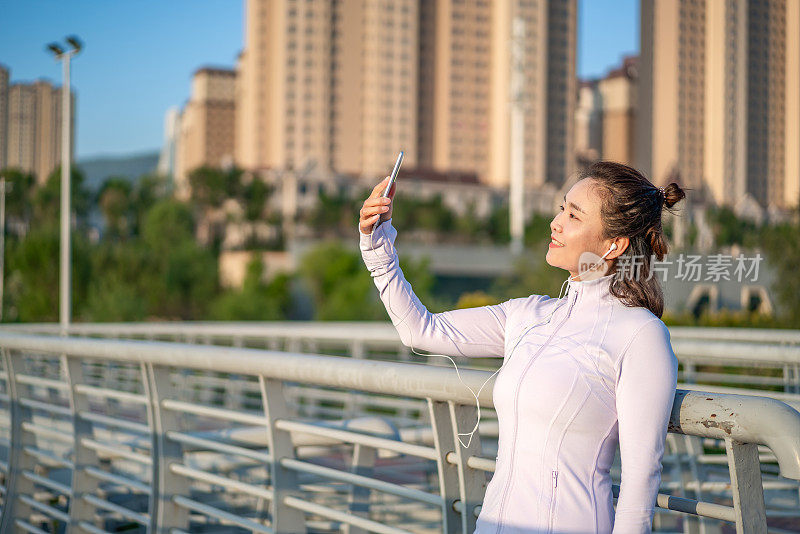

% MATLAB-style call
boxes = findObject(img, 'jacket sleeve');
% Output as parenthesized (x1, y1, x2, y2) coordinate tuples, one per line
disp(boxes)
(360, 220, 512, 358)
(612, 318, 678, 533)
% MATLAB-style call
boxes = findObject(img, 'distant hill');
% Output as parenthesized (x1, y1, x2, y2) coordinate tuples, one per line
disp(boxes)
(77, 150, 160, 191)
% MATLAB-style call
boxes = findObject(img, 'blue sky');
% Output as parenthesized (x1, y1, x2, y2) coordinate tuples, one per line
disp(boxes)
(0, 0, 637, 160)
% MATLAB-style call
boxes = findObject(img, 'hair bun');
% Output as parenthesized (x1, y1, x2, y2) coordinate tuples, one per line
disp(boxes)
(662, 182, 686, 209)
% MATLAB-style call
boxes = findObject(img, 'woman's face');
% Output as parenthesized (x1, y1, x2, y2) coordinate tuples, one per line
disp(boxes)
(546, 178, 619, 280)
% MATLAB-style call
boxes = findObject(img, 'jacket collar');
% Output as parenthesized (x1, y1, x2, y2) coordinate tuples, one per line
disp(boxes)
(566, 273, 615, 305)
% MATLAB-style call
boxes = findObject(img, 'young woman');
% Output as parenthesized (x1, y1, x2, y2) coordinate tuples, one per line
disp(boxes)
(358, 161, 685, 533)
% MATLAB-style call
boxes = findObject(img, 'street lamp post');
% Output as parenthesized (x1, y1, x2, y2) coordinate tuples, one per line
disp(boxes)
(509, 17, 526, 256)
(47, 36, 82, 336)
(0, 179, 8, 322)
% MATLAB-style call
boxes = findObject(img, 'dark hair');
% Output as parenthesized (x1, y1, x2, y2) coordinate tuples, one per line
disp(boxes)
(578, 161, 686, 318)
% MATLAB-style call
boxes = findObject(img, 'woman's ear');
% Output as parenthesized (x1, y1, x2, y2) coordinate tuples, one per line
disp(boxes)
(606, 237, 629, 259)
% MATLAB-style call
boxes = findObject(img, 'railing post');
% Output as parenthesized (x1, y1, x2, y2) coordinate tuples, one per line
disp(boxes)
(725, 439, 767, 534)
(0, 350, 36, 531)
(428, 399, 462, 534)
(345, 341, 366, 418)
(784, 363, 800, 394)
(145, 363, 190, 533)
(795, 363, 800, 394)
(448, 401, 485, 534)
(343, 417, 398, 534)
(260, 376, 306, 533)
(344, 442, 377, 534)
(684, 361, 697, 385)
(397, 346, 413, 422)
(64, 355, 101, 530)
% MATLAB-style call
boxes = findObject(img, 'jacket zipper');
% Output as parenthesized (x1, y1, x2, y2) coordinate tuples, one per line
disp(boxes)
(548, 470, 559, 533)
(493, 288, 578, 534)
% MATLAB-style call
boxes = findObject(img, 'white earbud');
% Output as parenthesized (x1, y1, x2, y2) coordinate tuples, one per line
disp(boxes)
(600, 242, 617, 259)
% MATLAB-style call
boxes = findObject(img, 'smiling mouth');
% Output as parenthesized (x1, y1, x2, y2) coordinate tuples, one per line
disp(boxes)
(550, 237, 565, 247)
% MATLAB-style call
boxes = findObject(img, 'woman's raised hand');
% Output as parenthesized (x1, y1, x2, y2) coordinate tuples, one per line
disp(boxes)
(359, 176, 396, 235)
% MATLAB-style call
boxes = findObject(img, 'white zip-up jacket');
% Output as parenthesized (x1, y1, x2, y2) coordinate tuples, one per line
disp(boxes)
(361, 221, 679, 534)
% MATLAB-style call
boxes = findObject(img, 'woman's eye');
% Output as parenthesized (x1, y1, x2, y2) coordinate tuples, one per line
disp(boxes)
(559, 205, 577, 220)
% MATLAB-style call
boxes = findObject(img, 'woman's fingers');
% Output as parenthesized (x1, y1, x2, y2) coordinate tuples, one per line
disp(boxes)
(369, 176, 391, 199)
(359, 212, 381, 234)
(362, 198, 391, 214)
(360, 202, 390, 219)
(363, 196, 391, 208)
(360, 176, 394, 234)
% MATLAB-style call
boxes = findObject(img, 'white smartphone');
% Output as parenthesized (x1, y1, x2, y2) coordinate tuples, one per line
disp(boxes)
(373, 151, 403, 232)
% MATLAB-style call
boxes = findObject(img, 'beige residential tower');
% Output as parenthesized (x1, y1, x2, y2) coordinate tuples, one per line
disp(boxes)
(3, 77, 73, 184)
(235, 0, 577, 189)
(639, 0, 800, 212)
(175, 67, 236, 199)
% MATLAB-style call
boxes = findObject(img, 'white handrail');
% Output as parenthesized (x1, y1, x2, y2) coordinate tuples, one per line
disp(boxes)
(0, 331, 796, 534)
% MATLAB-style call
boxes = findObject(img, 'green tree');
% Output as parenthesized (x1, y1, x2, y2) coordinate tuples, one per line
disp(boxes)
(306, 190, 363, 236)
(131, 173, 171, 235)
(0, 168, 36, 223)
(4, 228, 92, 322)
(707, 206, 760, 248)
(189, 166, 243, 209)
(390, 194, 455, 234)
(82, 241, 150, 321)
(298, 242, 436, 320)
(142, 200, 195, 254)
(492, 252, 567, 302)
(34, 166, 91, 226)
(524, 214, 554, 247)
(486, 205, 510, 243)
(210, 257, 292, 320)
(454, 203, 485, 240)
(761, 221, 800, 326)
(97, 177, 133, 239)
(139, 200, 218, 319)
(242, 178, 272, 222)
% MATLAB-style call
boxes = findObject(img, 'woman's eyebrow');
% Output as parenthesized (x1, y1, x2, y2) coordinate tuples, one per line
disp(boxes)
(563, 195, 586, 214)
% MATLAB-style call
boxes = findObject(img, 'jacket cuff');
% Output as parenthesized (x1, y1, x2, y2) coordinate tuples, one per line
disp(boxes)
(359, 220, 397, 271)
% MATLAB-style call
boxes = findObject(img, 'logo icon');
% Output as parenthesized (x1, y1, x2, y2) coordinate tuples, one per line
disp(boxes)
(577, 251, 610, 281)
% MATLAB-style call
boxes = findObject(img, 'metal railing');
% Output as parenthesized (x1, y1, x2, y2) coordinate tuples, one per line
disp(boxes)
(0, 332, 797, 533)
(6, 322, 800, 396)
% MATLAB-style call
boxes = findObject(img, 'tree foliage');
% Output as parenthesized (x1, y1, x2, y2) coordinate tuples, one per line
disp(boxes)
(97, 177, 133, 239)
(210, 257, 292, 320)
(761, 221, 800, 325)
(297, 241, 436, 320)
(189, 166, 243, 209)
(0, 161, 796, 328)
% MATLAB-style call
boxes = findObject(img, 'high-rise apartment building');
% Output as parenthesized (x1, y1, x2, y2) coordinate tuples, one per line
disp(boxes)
(639, 0, 800, 212)
(157, 106, 181, 178)
(416, 0, 576, 188)
(417, 1, 493, 180)
(0, 65, 8, 171)
(236, 0, 577, 188)
(597, 57, 637, 166)
(3, 77, 72, 184)
(175, 67, 236, 199)
(575, 57, 638, 168)
(575, 80, 602, 161)
(236, 0, 418, 177)
(333, 0, 419, 177)
(5, 85, 36, 176)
